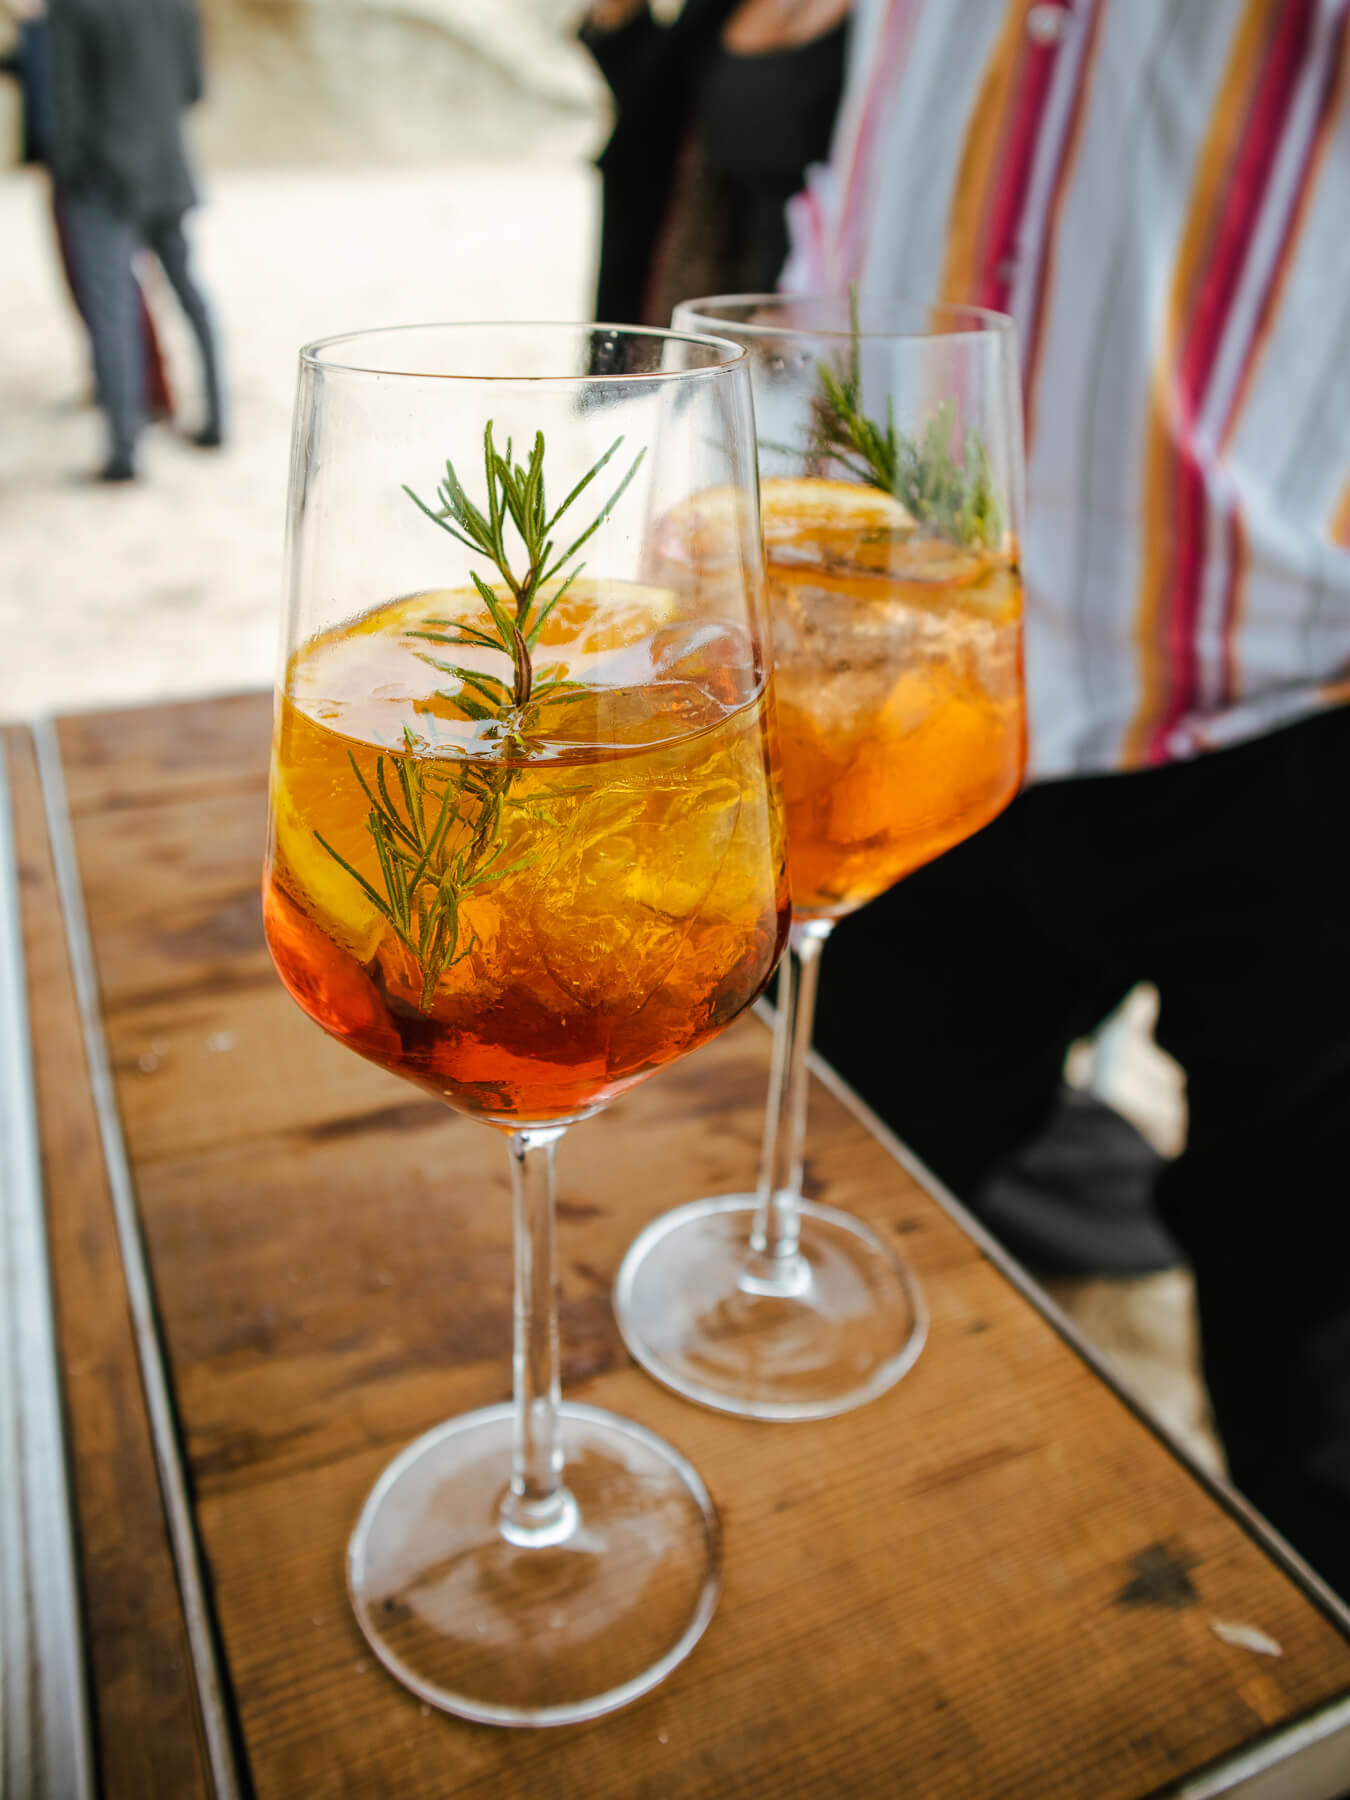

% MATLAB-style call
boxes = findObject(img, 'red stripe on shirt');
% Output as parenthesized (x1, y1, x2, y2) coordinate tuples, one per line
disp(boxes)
(1148, 0, 1317, 761)
(1215, 0, 1350, 706)
(976, 3, 1074, 312)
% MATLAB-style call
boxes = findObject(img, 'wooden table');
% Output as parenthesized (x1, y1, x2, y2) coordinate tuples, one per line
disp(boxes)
(6, 692, 1350, 1800)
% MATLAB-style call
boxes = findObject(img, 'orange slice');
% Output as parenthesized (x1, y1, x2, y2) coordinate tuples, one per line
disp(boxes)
(759, 475, 914, 544)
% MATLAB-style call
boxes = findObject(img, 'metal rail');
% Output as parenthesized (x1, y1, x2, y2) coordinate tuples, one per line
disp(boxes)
(34, 716, 246, 1800)
(0, 739, 96, 1800)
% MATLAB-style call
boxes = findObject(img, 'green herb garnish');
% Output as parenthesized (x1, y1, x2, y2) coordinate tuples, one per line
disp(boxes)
(806, 294, 1001, 550)
(316, 424, 644, 1010)
(313, 725, 528, 1011)
(404, 424, 645, 719)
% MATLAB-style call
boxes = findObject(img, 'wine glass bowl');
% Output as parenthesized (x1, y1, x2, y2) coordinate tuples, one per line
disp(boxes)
(615, 295, 1026, 1420)
(263, 323, 789, 1723)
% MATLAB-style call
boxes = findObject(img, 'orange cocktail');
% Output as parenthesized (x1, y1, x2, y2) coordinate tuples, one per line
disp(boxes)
(276, 320, 789, 1726)
(265, 581, 789, 1125)
(762, 476, 1025, 917)
(614, 295, 1026, 1423)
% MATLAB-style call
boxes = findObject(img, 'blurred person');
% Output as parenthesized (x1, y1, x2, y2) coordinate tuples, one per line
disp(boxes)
(46, 0, 224, 480)
(1, 0, 174, 422)
(791, 0, 1350, 1600)
(580, 0, 851, 325)
(2, 0, 55, 162)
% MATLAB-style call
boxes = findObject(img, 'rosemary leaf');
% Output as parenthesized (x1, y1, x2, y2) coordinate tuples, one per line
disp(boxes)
(413, 655, 512, 707)
(527, 566, 580, 647)
(319, 421, 644, 1011)
(408, 623, 504, 653)
(442, 694, 495, 723)
(804, 294, 1002, 550)
(401, 484, 483, 557)
(544, 434, 623, 534)
(543, 447, 647, 581)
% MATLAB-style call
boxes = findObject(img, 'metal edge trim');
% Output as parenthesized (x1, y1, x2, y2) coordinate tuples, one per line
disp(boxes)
(0, 738, 97, 1800)
(779, 1018, 1350, 1790)
(33, 717, 246, 1800)
(1167, 1690, 1350, 1798)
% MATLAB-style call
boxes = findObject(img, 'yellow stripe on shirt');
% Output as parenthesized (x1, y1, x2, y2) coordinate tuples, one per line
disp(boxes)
(1126, 0, 1281, 765)
(938, 0, 1033, 304)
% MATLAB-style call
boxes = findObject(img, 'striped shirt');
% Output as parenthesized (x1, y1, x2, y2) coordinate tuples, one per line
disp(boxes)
(784, 0, 1350, 777)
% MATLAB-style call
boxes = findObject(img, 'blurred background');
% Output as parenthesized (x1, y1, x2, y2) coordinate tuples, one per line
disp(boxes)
(0, 0, 606, 717)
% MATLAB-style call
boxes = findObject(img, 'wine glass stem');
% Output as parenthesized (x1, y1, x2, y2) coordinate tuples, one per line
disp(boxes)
(748, 917, 834, 1277)
(499, 1124, 578, 1548)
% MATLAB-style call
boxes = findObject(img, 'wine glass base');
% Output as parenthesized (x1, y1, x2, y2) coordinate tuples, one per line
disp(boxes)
(614, 1196, 928, 1421)
(348, 1402, 720, 1727)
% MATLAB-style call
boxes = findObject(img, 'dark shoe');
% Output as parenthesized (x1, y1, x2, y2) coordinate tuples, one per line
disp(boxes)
(96, 454, 136, 483)
(971, 1085, 1182, 1279)
(191, 423, 224, 449)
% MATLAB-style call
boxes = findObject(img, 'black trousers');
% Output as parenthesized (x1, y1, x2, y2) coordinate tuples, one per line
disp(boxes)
(62, 190, 222, 465)
(143, 211, 222, 438)
(814, 703, 1350, 1599)
(62, 188, 143, 463)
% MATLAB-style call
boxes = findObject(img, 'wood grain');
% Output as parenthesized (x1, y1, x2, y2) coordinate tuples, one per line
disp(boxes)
(5, 724, 211, 1800)
(29, 693, 1350, 1798)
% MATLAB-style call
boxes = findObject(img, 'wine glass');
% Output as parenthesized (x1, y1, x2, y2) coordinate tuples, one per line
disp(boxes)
(614, 295, 1026, 1420)
(263, 323, 788, 1725)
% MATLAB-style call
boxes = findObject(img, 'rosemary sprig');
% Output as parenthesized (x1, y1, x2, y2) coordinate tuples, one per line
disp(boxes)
(805, 295, 1002, 550)
(314, 725, 527, 1011)
(404, 423, 645, 716)
(315, 424, 644, 1010)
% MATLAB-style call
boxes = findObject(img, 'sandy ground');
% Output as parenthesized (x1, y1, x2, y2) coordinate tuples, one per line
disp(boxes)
(0, 153, 1215, 1471)
(0, 158, 599, 718)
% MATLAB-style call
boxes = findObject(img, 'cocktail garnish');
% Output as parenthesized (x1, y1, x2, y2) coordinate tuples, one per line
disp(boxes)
(805, 293, 1002, 551)
(313, 425, 644, 1011)
(404, 423, 645, 720)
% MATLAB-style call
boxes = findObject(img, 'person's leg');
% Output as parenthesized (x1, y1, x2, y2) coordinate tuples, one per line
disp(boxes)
(49, 186, 90, 326)
(52, 188, 170, 418)
(60, 189, 143, 477)
(142, 212, 223, 443)
(1148, 705, 1350, 1598)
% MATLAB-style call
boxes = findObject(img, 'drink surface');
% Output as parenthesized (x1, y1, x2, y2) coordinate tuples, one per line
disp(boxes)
(647, 477, 1025, 919)
(762, 477, 1025, 918)
(264, 582, 789, 1125)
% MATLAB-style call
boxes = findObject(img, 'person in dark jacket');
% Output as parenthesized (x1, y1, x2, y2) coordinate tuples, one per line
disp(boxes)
(2, 1, 175, 424)
(46, 0, 223, 480)
(580, 0, 850, 327)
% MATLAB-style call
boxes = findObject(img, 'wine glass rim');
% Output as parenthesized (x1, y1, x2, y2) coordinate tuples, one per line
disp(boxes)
(299, 320, 751, 381)
(673, 293, 1016, 342)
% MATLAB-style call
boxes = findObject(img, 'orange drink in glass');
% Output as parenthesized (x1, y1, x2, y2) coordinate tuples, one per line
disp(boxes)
(264, 323, 786, 1726)
(761, 476, 1024, 918)
(266, 582, 786, 1125)
(616, 296, 1026, 1421)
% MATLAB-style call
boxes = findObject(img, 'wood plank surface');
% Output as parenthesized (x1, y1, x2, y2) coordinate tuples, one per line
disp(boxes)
(35, 693, 1350, 1798)
(5, 724, 211, 1800)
